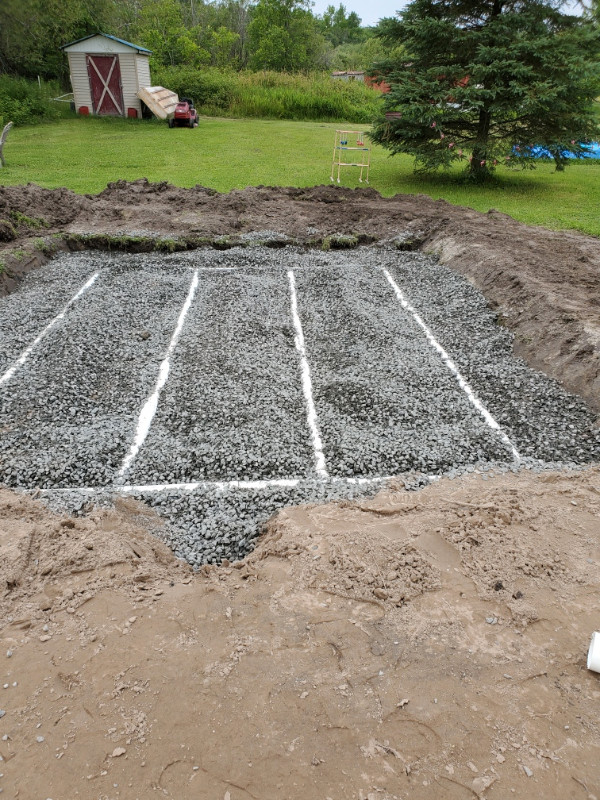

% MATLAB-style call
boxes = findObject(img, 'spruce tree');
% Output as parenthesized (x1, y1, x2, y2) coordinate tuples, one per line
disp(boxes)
(370, 0, 600, 181)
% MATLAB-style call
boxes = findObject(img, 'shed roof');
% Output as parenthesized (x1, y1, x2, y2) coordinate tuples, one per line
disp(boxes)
(61, 32, 152, 54)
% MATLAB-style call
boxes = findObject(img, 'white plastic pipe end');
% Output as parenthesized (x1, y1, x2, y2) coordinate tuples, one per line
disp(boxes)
(587, 632, 600, 673)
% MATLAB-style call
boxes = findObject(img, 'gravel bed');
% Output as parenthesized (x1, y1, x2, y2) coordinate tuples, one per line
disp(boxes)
(128, 251, 314, 482)
(295, 252, 512, 476)
(0, 252, 107, 375)
(2, 245, 599, 566)
(0, 253, 193, 487)
(373, 249, 600, 463)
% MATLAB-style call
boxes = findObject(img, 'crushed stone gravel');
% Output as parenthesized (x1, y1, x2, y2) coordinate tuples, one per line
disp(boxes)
(0, 246, 598, 566)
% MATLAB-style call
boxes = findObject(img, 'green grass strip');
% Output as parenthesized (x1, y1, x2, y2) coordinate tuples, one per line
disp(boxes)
(1, 116, 599, 238)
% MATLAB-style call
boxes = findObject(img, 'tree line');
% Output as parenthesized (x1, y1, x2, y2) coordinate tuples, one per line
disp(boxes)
(0, 0, 384, 80)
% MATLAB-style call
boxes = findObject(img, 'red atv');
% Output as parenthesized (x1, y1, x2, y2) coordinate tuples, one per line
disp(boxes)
(168, 98, 198, 128)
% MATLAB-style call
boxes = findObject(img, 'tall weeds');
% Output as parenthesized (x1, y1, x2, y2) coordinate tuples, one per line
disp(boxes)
(153, 67, 381, 122)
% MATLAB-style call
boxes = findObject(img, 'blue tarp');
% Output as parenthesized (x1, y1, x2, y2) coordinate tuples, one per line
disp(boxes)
(524, 142, 600, 159)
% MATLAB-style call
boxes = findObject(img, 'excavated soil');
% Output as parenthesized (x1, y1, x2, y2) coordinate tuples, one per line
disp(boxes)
(0, 181, 599, 798)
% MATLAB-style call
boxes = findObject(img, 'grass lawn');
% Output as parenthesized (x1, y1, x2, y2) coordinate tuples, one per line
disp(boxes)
(1, 115, 599, 237)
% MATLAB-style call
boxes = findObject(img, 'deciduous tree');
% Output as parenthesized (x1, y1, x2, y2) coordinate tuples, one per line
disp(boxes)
(0, 0, 117, 79)
(248, 0, 326, 71)
(318, 4, 364, 46)
(132, 0, 209, 67)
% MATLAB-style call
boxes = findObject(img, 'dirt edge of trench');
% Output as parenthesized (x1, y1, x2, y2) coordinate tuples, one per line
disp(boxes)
(0, 180, 599, 417)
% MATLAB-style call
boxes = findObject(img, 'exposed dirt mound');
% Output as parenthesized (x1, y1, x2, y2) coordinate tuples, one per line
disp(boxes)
(0, 183, 91, 227)
(1, 468, 599, 799)
(0, 490, 190, 624)
(0, 180, 598, 414)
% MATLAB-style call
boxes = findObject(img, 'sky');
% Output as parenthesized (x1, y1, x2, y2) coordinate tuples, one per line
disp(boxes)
(309, 0, 582, 29)
(309, 0, 406, 27)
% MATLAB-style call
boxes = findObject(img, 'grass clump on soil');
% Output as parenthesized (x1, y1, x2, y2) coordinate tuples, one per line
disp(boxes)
(64, 232, 194, 254)
(62, 232, 210, 253)
(152, 67, 381, 122)
(9, 210, 48, 229)
(0, 219, 17, 242)
(32, 236, 63, 257)
(322, 234, 360, 250)
(1, 116, 600, 238)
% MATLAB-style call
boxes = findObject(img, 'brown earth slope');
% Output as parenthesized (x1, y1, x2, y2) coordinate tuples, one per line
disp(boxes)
(0, 181, 598, 414)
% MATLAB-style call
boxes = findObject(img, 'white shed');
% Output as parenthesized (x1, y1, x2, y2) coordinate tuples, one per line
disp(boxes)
(61, 33, 152, 118)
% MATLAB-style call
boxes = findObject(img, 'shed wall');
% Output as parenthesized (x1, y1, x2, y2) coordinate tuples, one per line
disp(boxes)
(67, 52, 92, 111)
(118, 53, 142, 115)
(135, 56, 151, 89)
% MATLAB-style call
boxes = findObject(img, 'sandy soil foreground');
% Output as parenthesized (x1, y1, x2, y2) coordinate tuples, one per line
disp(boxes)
(1, 467, 599, 799)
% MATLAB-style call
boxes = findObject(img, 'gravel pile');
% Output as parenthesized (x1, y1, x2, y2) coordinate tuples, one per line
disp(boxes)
(141, 479, 383, 565)
(1, 246, 598, 565)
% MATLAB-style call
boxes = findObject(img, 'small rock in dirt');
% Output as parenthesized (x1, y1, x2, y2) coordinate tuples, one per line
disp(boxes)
(110, 747, 127, 758)
(473, 776, 495, 793)
(522, 765, 533, 777)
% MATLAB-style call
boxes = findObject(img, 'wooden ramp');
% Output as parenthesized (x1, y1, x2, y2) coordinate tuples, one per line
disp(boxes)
(137, 86, 179, 120)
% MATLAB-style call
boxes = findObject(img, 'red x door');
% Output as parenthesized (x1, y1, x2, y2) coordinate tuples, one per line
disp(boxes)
(87, 55, 124, 116)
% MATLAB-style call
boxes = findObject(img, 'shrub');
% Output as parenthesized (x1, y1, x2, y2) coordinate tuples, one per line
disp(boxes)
(0, 76, 69, 127)
(153, 66, 238, 112)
